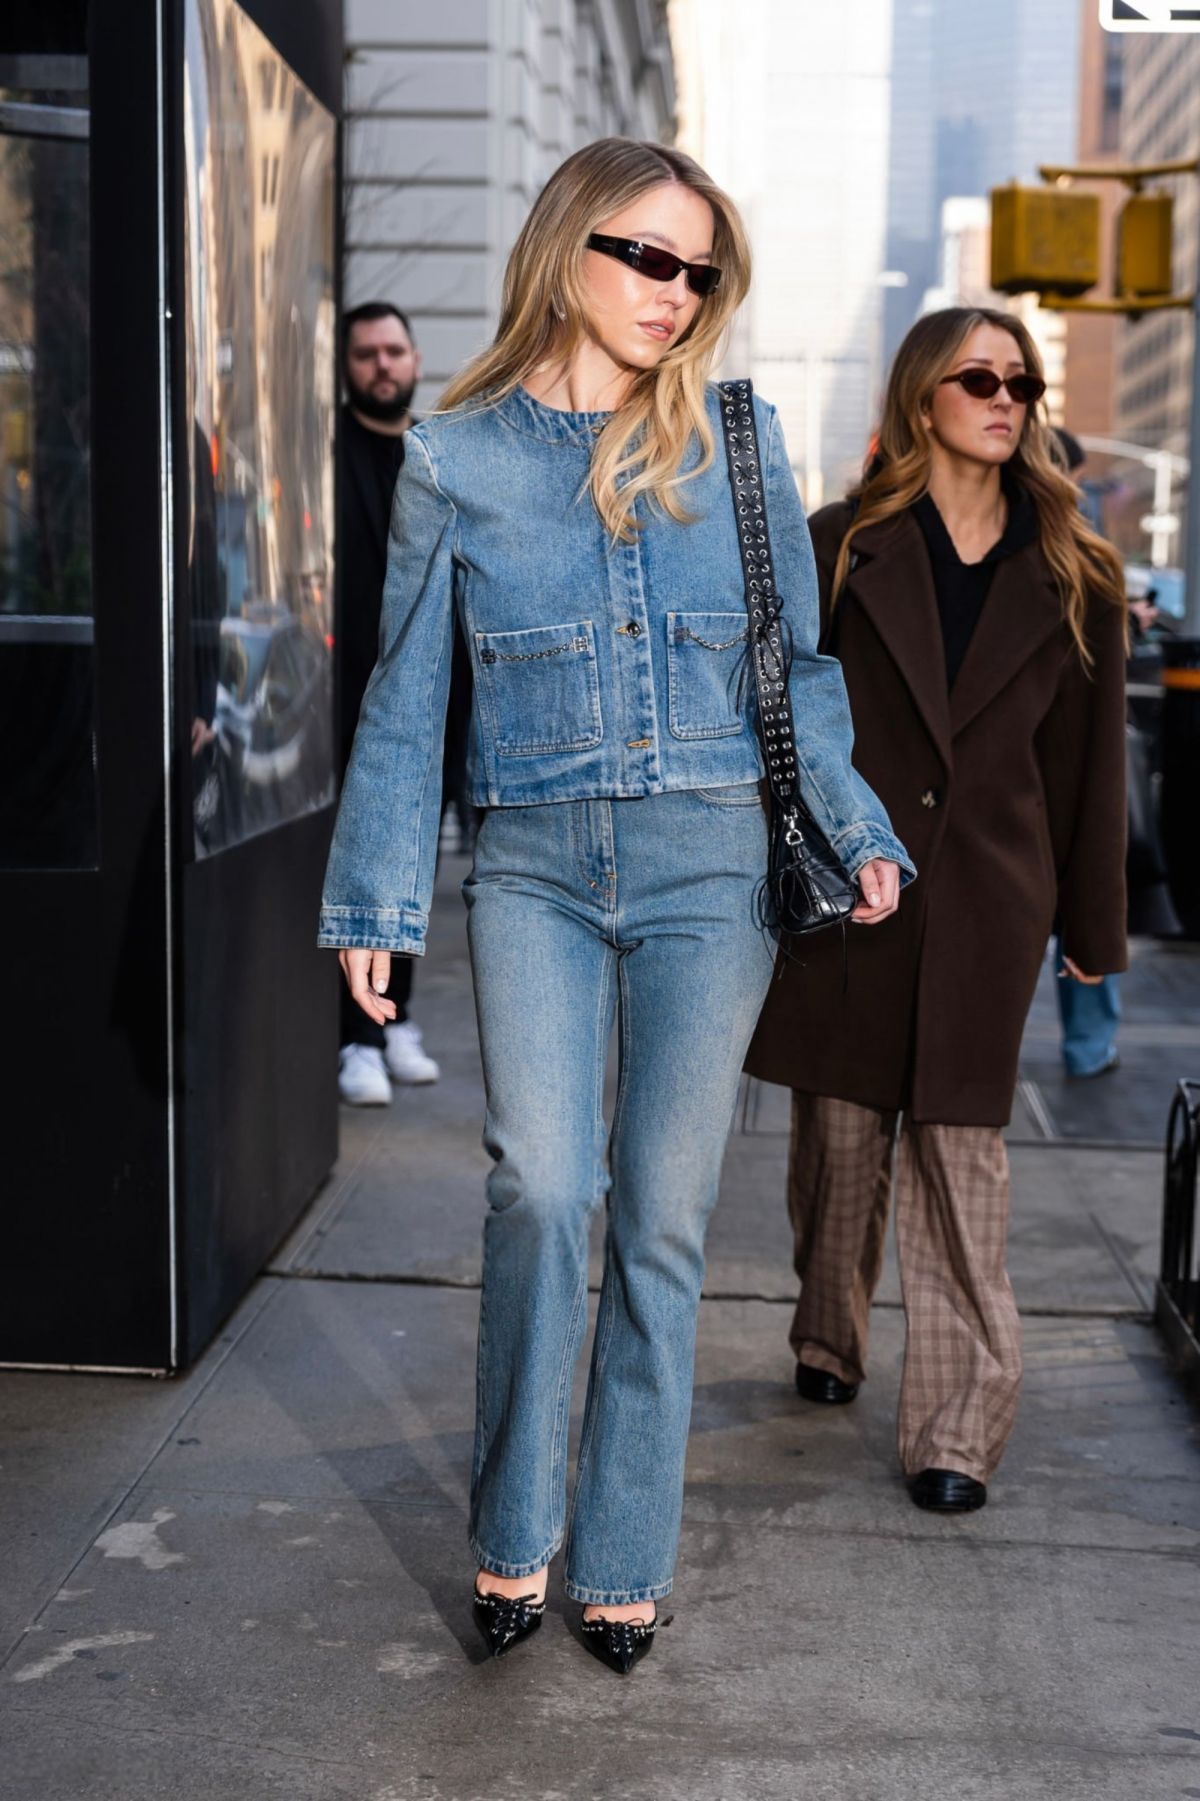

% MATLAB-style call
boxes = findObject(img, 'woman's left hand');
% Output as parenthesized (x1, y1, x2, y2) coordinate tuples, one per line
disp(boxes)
(1061, 956, 1104, 986)
(851, 858, 901, 924)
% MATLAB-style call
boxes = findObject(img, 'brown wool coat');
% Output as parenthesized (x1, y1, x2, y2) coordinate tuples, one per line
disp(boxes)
(744, 500, 1129, 1127)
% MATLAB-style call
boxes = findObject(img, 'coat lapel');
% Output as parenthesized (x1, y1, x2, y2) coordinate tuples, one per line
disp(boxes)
(948, 545, 1065, 739)
(837, 512, 953, 770)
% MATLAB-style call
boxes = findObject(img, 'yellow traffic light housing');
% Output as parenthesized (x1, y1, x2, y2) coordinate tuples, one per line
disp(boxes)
(1117, 191, 1174, 297)
(990, 183, 1101, 297)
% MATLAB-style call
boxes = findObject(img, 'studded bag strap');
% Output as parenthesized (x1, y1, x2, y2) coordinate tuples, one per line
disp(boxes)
(718, 379, 800, 812)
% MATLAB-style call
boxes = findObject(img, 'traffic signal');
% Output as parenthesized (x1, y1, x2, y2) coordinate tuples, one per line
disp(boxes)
(990, 183, 1101, 297)
(1117, 192, 1174, 297)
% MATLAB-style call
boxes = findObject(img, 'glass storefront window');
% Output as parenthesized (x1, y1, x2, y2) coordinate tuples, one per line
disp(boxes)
(183, 0, 336, 857)
(0, 57, 95, 870)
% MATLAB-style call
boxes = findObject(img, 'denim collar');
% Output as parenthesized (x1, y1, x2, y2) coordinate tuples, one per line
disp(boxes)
(495, 384, 612, 447)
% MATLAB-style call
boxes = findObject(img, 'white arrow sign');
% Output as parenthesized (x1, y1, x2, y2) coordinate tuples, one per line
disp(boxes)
(1101, 0, 1200, 29)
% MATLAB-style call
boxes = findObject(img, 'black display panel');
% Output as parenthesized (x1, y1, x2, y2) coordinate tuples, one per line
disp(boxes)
(0, 55, 96, 869)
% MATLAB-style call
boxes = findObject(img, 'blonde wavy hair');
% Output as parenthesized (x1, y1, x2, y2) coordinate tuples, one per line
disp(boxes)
(438, 138, 752, 540)
(832, 307, 1125, 662)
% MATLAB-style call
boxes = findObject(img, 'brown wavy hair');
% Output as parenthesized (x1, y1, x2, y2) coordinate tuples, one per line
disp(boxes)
(832, 307, 1125, 662)
(438, 138, 752, 540)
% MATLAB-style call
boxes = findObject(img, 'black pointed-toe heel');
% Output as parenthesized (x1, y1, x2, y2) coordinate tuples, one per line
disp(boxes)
(473, 1586, 546, 1658)
(580, 1611, 659, 1675)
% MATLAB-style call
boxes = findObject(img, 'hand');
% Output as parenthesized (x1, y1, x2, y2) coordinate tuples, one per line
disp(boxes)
(1060, 957, 1104, 986)
(190, 716, 215, 755)
(339, 948, 398, 1023)
(851, 858, 901, 925)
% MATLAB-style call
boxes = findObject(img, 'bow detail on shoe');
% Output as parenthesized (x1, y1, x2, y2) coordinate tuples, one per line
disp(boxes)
(580, 1613, 658, 1675)
(473, 1587, 546, 1658)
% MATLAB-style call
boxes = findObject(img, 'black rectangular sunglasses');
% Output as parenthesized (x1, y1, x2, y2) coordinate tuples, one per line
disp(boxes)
(586, 233, 722, 297)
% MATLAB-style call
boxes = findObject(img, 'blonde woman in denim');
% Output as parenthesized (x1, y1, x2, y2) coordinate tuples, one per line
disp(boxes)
(320, 139, 912, 1674)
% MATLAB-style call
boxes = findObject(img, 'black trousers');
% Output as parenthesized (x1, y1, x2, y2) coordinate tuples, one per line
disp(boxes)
(340, 952, 413, 1051)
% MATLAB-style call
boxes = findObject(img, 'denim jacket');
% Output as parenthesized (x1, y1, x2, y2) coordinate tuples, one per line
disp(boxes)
(319, 383, 913, 953)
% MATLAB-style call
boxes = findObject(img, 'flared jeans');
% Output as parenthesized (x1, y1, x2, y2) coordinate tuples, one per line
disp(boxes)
(463, 788, 774, 1605)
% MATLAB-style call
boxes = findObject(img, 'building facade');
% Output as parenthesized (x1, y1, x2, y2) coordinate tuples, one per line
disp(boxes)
(1061, 0, 1123, 444)
(1114, 31, 1200, 460)
(673, 0, 894, 509)
(883, 0, 1083, 367)
(344, 0, 676, 410)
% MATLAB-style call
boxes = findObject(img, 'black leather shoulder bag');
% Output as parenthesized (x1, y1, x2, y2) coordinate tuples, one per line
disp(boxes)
(718, 379, 859, 938)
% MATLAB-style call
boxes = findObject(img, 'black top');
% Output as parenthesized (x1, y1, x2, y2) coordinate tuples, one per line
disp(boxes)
(338, 405, 408, 769)
(911, 473, 1039, 690)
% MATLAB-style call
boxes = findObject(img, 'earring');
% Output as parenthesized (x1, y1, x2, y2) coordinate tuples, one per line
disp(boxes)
(551, 293, 566, 322)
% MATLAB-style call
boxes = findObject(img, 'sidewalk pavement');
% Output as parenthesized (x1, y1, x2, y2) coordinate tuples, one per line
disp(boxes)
(3, 856, 1199, 1801)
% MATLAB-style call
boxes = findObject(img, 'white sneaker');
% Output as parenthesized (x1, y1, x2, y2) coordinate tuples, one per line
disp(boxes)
(384, 1020, 440, 1085)
(338, 1043, 392, 1106)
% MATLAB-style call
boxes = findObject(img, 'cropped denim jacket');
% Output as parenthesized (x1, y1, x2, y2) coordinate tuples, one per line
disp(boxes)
(319, 383, 913, 954)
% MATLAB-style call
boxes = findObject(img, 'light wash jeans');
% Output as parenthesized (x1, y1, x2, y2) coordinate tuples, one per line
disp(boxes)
(463, 787, 775, 1604)
(1054, 934, 1122, 1076)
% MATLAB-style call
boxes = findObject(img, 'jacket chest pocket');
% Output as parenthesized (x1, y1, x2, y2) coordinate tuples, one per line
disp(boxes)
(474, 620, 603, 757)
(666, 611, 748, 740)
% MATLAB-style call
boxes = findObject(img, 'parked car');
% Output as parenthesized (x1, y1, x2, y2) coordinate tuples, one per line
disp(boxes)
(206, 606, 333, 846)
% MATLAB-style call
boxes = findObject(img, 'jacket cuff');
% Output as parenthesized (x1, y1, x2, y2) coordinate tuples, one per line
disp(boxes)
(830, 822, 917, 886)
(317, 904, 427, 956)
(1057, 923, 1129, 978)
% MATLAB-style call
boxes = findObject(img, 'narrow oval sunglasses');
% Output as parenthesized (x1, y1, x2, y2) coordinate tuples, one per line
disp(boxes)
(939, 368, 1046, 405)
(586, 233, 723, 297)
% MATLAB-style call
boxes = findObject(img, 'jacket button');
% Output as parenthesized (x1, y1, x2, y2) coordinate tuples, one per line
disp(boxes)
(624, 621, 642, 637)
(920, 787, 941, 809)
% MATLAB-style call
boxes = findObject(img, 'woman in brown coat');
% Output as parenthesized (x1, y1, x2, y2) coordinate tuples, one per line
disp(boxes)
(746, 307, 1128, 1512)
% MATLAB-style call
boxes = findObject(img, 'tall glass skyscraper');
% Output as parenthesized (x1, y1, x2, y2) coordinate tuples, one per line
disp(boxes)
(674, 0, 895, 507)
(883, 0, 1083, 365)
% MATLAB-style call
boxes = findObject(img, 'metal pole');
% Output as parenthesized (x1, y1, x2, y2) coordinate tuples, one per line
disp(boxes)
(1150, 451, 1173, 569)
(1185, 190, 1200, 633)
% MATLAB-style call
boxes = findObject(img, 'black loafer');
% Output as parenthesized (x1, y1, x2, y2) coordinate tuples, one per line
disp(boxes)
(473, 1586, 545, 1657)
(580, 1611, 659, 1675)
(909, 1467, 987, 1513)
(794, 1363, 859, 1405)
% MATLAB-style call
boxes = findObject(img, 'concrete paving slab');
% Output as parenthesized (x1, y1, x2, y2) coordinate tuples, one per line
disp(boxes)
(0, 1706, 381, 1801)
(4, 1497, 1198, 1801)
(686, 1306, 1200, 1549)
(709, 1135, 1161, 1313)
(3, 1282, 1197, 1801)
(51, 1281, 1200, 1556)
(0, 1283, 277, 1662)
(270, 1086, 1160, 1317)
(5, 1691, 1195, 1801)
(133, 1280, 478, 1510)
(123, 1275, 1199, 1549)
(1019, 938, 1200, 1147)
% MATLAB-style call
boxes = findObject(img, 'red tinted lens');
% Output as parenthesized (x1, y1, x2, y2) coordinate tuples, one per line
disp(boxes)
(1005, 374, 1045, 404)
(956, 370, 1003, 399)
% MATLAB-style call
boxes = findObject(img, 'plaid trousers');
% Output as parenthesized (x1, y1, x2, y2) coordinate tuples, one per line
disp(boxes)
(788, 1092, 1022, 1483)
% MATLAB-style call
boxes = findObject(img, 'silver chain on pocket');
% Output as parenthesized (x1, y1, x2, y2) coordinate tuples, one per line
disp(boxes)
(674, 625, 748, 652)
(479, 635, 589, 665)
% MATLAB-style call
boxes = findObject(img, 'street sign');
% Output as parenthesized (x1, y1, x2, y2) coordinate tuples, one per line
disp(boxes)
(1101, 1, 1200, 29)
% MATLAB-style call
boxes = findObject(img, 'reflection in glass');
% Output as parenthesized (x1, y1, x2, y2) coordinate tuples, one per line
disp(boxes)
(0, 111, 95, 869)
(183, 0, 336, 856)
